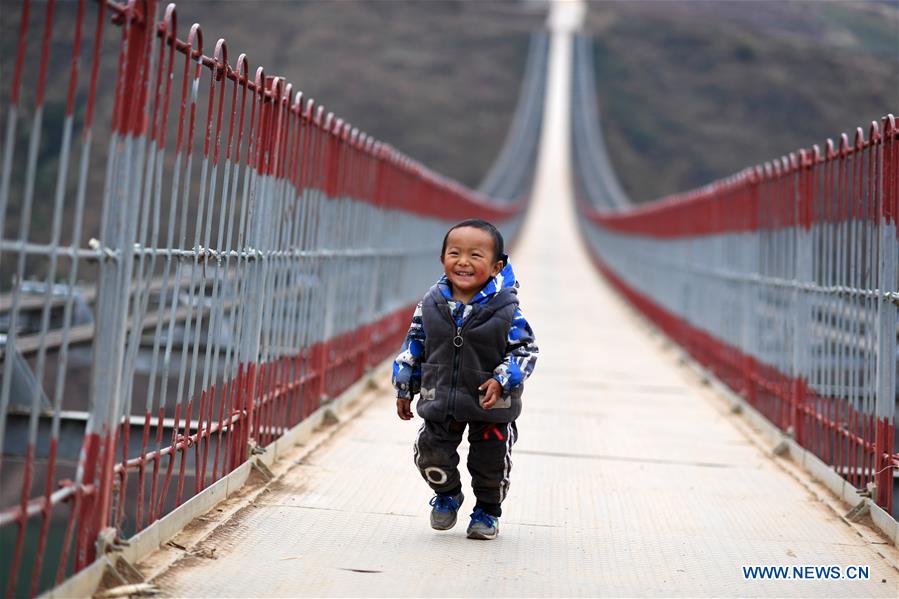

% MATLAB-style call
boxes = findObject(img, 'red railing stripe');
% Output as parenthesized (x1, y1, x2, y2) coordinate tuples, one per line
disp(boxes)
(582, 121, 895, 238)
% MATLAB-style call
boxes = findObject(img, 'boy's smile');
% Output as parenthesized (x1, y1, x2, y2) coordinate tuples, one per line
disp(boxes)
(441, 226, 504, 304)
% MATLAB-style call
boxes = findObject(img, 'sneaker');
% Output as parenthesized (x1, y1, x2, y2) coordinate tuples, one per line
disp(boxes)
(466, 507, 499, 540)
(429, 492, 464, 530)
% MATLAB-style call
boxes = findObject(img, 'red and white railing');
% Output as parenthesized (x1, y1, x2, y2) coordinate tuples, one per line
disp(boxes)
(0, 1, 545, 596)
(572, 35, 898, 519)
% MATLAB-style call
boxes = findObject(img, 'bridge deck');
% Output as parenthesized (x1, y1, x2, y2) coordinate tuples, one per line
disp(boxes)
(144, 9, 899, 596)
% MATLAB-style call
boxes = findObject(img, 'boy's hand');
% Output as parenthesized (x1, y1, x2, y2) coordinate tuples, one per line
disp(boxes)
(478, 378, 503, 409)
(396, 398, 413, 420)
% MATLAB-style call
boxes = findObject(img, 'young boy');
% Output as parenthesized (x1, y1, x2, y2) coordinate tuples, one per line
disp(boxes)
(393, 219, 538, 540)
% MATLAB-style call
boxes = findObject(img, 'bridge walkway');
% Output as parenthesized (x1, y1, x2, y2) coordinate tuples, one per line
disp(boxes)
(139, 12, 899, 596)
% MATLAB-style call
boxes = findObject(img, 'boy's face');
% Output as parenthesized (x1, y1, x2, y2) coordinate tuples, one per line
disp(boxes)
(440, 226, 504, 297)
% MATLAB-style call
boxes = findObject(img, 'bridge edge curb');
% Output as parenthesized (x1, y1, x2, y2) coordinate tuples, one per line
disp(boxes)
(38, 360, 392, 599)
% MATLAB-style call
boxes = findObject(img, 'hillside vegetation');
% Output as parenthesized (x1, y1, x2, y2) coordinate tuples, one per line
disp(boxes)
(584, 0, 898, 203)
(169, 0, 546, 188)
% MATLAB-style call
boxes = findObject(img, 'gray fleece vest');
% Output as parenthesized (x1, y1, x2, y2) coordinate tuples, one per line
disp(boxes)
(416, 284, 522, 423)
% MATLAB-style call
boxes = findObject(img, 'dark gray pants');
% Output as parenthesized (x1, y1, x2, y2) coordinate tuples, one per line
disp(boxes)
(413, 418, 518, 517)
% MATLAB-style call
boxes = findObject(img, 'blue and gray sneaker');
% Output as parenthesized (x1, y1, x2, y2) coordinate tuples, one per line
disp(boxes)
(466, 507, 499, 540)
(429, 492, 464, 530)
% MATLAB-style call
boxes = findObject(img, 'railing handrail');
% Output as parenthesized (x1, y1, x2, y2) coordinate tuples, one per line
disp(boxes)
(571, 34, 898, 520)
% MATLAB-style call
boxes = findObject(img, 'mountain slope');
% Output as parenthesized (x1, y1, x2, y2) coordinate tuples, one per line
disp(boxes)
(584, 0, 899, 203)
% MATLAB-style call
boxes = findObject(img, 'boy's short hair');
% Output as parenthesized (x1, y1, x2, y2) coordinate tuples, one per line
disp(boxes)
(441, 219, 506, 264)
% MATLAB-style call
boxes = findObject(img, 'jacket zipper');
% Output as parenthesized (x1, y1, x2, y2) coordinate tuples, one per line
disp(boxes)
(450, 325, 463, 409)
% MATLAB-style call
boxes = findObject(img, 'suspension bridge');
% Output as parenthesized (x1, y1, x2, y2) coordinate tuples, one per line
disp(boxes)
(1, 0, 897, 597)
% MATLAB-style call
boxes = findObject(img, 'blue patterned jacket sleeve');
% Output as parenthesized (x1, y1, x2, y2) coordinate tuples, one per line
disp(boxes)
(492, 307, 538, 392)
(392, 302, 425, 399)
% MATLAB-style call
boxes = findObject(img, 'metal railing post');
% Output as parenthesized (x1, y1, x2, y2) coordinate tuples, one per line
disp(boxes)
(82, 0, 155, 565)
(874, 116, 897, 509)
(791, 150, 814, 446)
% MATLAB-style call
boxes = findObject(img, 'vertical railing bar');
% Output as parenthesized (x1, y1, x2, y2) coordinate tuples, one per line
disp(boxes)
(134, 2, 177, 532)
(229, 66, 267, 463)
(177, 45, 219, 488)
(824, 141, 836, 464)
(170, 25, 209, 508)
(52, 0, 108, 584)
(874, 115, 897, 509)
(864, 133, 876, 487)
(212, 54, 250, 481)
(294, 100, 315, 420)
(283, 93, 306, 426)
(270, 91, 294, 430)
(153, 23, 204, 520)
(81, 0, 153, 571)
(190, 41, 228, 410)
(109, 0, 156, 538)
(260, 80, 287, 413)
(143, 8, 186, 525)
(0, 0, 54, 487)
(0, 0, 31, 308)
(115, 0, 164, 533)
(262, 81, 290, 443)
(219, 66, 258, 473)
(837, 137, 849, 475)
(298, 101, 317, 370)
(852, 132, 864, 486)
(3, 2, 59, 593)
(198, 48, 241, 490)
(307, 106, 325, 402)
(280, 88, 302, 426)
(185, 41, 227, 491)
(858, 138, 868, 486)
(26, 0, 91, 591)
(813, 149, 824, 464)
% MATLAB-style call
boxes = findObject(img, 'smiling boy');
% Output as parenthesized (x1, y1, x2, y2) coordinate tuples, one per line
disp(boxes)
(392, 219, 538, 540)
